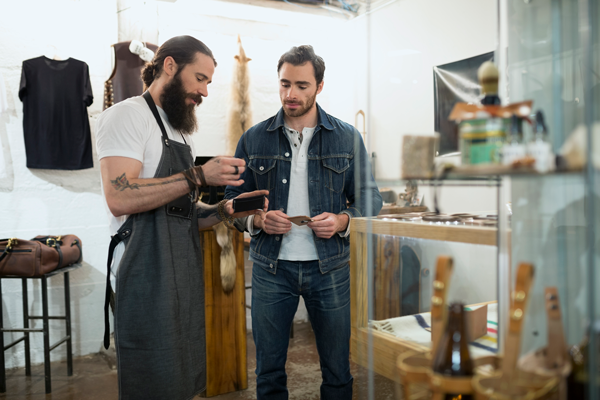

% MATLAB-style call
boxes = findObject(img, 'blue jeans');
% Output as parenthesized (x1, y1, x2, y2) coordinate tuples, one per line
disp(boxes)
(251, 260, 353, 400)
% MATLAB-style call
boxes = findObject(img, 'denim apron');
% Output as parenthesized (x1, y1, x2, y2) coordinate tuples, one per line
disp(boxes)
(104, 91, 206, 400)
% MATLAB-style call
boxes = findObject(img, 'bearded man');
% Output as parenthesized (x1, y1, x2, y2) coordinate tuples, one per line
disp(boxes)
(225, 45, 382, 400)
(96, 35, 267, 400)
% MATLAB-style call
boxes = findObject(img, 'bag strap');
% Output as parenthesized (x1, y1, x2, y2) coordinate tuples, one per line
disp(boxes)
(55, 240, 64, 269)
(0, 238, 17, 263)
(71, 239, 83, 263)
(104, 234, 124, 350)
(0, 249, 8, 263)
(0, 245, 11, 263)
(33, 236, 64, 269)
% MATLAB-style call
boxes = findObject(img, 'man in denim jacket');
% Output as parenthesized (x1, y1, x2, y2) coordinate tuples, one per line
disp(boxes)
(226, 45, 382, 400)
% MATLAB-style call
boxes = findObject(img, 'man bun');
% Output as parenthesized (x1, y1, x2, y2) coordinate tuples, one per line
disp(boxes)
(141, 62, 156, 91)
(139, 36, 217, 91)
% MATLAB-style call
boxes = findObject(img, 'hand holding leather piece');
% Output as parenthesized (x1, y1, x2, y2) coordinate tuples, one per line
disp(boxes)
(225, 190, 269, 219)
(258, 210, 292, 235)
(307, 212, 349, 239)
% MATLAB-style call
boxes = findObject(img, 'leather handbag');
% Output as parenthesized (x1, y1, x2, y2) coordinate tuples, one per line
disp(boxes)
(0, 235, 82, 277)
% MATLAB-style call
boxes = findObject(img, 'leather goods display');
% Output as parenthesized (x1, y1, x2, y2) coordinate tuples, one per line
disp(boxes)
(103, 41, 158, 110)
(0, 235, 82, 277)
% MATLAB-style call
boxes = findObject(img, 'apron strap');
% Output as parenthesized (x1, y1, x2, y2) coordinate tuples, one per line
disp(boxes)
(103, 234, 124, 350)
(142, 91, 187, 146)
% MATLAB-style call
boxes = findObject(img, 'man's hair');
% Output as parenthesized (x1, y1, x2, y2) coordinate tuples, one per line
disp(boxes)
(277, 45, 325, 85)
(141, 35, 217, 90)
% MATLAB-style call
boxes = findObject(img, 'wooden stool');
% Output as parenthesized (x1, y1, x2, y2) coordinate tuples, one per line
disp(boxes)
(0, 263, 82, 394)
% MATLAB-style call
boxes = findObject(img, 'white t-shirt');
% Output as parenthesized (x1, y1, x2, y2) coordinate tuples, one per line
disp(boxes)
(96, 95, 196, 284)
(278, 124, 319, 261)
(246, 123, 352, 260)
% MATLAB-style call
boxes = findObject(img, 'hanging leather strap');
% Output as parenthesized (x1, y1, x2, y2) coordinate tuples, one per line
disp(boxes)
(103, 234, 124, 350)
(430, 256, 454, 356)
(502, 262, 534, 379)
(545, 286, 567, 369)
(0, 240, 11, 263)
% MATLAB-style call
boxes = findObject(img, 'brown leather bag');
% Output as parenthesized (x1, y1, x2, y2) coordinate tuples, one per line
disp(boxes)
(0, 235, 82, 277)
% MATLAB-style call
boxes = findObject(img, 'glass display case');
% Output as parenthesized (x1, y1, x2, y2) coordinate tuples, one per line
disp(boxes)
(350, 215, 499, 382)
(352, 0, 599, 398)
(505, 1, 599, 399)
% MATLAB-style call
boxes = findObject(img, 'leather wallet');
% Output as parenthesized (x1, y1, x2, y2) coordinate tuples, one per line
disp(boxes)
(287, 216, 313, 226)
(232, 194, 266, 213)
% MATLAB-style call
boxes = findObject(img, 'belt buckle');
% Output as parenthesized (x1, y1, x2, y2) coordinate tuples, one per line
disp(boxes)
(46, 238, 57, 247)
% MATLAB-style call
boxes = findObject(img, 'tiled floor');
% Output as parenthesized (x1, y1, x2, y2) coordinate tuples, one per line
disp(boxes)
(0, 250, 400, 399)
(0, 322, 399, 400)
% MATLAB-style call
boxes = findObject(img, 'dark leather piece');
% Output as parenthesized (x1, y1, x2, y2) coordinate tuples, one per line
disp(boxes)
(103, 41, 158, 110)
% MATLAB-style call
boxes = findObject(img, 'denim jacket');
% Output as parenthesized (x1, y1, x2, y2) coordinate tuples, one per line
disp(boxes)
(225, 104, 382, 274)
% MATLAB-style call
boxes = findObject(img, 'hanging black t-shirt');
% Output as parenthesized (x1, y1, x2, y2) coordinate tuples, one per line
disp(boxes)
(19, 56, 94, 170)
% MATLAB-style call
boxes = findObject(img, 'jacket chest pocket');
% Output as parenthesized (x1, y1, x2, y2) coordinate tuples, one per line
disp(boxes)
(323, 157, 350, 193)
(248, 158, 277, 191)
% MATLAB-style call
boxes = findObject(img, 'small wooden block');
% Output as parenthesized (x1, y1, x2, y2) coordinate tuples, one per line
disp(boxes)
(465, 304, 488, 342)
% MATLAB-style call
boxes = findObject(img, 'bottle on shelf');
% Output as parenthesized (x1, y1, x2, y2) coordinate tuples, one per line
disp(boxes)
(502, 115, 527, 165)
(478, 61, 501, 106)
(527, 110, 555, 173)
(432, 302, 474, 400)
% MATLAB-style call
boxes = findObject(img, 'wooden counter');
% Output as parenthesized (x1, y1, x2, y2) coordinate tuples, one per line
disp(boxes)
(200, 226, 248, 397)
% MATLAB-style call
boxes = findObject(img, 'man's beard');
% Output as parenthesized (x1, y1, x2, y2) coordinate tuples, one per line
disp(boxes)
(160, 73, 202, 135)
(282, 89, 317, 118)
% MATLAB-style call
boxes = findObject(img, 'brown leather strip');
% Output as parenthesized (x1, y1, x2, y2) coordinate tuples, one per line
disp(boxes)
(502, 262, 534, 378)
(196, 165, 208, 187)
(431, 256, 454, 356)
(544, 287, 567, 370)
(181, 169, 197, 191)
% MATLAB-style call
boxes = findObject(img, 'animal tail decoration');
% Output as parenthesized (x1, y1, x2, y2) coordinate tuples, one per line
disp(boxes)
(214, 222, 236, 293)
(226, 35, 253, 156)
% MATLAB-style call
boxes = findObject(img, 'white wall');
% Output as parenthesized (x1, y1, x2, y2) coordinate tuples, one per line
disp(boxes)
(0, 0, 117, 368)
(344, 0, 500, 213)
(155, 0, 348, 156)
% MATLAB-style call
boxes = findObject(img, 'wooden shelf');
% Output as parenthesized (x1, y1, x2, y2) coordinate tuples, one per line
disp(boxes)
(379, 205, 428, 215)
(351, 217, 498, 247)
(447, 164, 537, 177)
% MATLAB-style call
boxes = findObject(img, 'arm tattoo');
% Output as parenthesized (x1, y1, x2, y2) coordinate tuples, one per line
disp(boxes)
(196, 202, 219, 219)
(110, 173, 185, 191)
